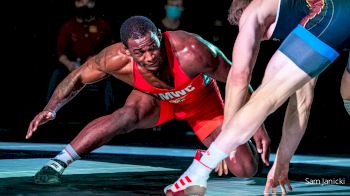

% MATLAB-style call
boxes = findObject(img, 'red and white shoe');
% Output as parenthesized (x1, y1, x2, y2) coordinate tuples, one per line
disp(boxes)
(164, 150, 211, 196)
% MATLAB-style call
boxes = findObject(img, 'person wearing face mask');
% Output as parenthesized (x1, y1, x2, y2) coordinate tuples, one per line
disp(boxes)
(160, 0, 184, 30)
(46, 0, 116, 113)
(153, 0, 186, 133)
(74, 0, 96, 23)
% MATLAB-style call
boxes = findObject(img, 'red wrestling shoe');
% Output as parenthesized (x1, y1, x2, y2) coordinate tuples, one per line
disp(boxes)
(164, 150, 211, 196)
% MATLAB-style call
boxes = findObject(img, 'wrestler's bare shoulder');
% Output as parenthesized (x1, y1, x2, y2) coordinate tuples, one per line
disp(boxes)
(166, 30, 206, 62)
(167, 30, 199, 48)
(166, 30, 211, 77)
(94, 42, 133, 73)
(241, 0, 278, 23)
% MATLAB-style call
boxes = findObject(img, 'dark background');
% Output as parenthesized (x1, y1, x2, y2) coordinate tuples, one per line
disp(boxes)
(0, 0, 349, 155)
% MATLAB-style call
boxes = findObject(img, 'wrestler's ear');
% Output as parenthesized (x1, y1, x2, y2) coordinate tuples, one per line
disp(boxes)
(124, 45, 131, 55)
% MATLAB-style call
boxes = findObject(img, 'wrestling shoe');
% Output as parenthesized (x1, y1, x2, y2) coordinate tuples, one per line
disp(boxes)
(34, 159, 67, 185)
(164, 150, 210, 196)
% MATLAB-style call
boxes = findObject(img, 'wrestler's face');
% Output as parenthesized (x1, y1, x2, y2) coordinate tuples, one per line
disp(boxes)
(127, 31, 163, 72)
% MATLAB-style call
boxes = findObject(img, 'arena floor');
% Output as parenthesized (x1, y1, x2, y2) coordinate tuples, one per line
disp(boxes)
(0, 142, 349, 195)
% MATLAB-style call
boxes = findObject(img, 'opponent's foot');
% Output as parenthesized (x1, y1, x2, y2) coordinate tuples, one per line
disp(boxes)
(34, 159, 67, 185)
(164, 150, 210, 196)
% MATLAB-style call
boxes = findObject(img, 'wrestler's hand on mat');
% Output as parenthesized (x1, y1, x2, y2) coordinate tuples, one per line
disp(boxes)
(253, 126, 271, 166)
(26, 110, 56, 139)
(264, 162, 292, 195)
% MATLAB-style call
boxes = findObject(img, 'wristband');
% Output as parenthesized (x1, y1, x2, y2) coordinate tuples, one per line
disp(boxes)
(46, 110, 57, 119)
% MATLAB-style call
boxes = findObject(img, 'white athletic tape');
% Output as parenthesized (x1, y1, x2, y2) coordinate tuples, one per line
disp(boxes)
(344, 100, 350, 115)
(46, 110, 56, 119)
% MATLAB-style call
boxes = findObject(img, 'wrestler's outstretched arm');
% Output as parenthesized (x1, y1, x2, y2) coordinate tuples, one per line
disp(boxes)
(26, 44, 127, 139)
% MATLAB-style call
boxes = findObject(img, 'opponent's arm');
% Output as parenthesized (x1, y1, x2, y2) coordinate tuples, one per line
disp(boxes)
(224, 2, 265, 125)
(194, 33, 271, 165)
(265, 78, 316, 194)
(222, 0, 277, 138)
(277, 78, 316, 165)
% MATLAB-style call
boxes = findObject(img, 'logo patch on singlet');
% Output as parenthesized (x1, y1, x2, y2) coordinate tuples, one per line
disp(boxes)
(155, 84, 195, 102)
(202, 74, 212, 86)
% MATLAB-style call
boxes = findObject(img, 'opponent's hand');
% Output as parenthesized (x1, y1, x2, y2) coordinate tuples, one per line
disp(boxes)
(26, 110, 56, 139)
(214, 151, 236, 176)
(253, 126, 270, 166)
(264, 163, 292, 195)
(215, 160, 228, 176)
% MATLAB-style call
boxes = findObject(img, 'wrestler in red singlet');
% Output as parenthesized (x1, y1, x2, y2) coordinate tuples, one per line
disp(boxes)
(133, 32, 224, 141)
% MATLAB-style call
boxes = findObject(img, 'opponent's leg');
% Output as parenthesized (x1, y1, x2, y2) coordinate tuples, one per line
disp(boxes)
(164, 88, 259, 195)
(340, 58, 350, 115)
(34, 90, 160, 185)
(165, 52, 313, 196)
(164, 128, 259, 196)
(202, 127, 259, 177)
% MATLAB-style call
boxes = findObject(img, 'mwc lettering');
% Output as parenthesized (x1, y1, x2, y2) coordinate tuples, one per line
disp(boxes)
(156, 84, 195, 101)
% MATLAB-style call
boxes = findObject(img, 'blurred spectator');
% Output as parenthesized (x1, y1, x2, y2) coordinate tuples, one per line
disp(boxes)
(209, 19, 236, 57)
(47, 0, 115, 113)
(158, 0, 186, 31)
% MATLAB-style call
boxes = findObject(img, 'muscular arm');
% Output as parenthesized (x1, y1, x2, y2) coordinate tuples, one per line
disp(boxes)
(44, 44, 129, 114)
(172, 31, 231, 82)
(275, 79, 316, 165)
(44, 68, 86, 114)
(264, 79, 316, 193)
(26, 56, 108, 139)
(224, 1, 268, 125)
(194, 35, 232, 83)
(26, 43, 132, 139)
(44, 58, 106, 114)
(223, 0, 277, 126)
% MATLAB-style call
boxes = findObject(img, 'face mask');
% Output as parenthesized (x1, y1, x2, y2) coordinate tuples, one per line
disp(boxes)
(75, 6, 95, 22)
(165, 5, 183, 20)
